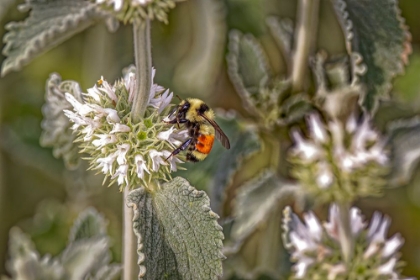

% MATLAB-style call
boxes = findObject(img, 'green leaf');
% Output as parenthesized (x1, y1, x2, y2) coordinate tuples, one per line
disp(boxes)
(332, 0, 411, 113)
(1, 0, 107, 76)
(60, 237, 111, 280)
(5, 227, 65, 280)
(126, 187, 181, 280)
(68, 207, 107, 242)
(387, 116, 420, 186)
(87, 264, 121, 280)
(153, 177, 225, 280)
(227, 30, 271, 115)
(266, 16, 293, 69)
(231, 170, 301, 241)
(209, 114, 262, 214)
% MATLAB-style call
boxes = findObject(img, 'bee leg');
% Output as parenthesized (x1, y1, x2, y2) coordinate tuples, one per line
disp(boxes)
(164, 118, 188, 125)
(166, 138, 194, 160)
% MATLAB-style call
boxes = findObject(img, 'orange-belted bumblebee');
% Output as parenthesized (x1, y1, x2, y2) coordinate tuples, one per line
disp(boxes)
(164, 98, 230, 162)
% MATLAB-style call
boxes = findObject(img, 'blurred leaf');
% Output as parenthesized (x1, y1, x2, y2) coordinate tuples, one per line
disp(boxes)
(87, 264, 121, 280)
(311, 52, 362, 122)
(40, 73, 83, 170)
(5, 227, 65, 280)
(209, 113, 262, 214)
(1, 0, 106, 76)
(387, 116, 420, 186)
(68, 207, 107, 242)
(126, 187, 180, 280)
(60, 237, 111, 280)
(231, 170, 301, 241)
(227, 30, 271, 116)
(332, 0, 411, 113)
(4, 209, 120, 280)
(266, 16, 293, 70)
(153, 177, 225, 279)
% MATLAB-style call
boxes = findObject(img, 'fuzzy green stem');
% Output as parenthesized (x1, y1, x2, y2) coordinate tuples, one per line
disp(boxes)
(291, 0, 320, 92)
(131, 20, 152, 122)
(122, 187, 137, 280)
(337, 203, 354, 263)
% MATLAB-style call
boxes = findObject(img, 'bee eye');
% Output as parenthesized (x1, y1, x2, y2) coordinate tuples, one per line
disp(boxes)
(198, 104, 209, 114)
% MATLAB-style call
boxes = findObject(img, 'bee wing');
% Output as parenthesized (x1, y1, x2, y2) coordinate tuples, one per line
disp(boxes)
(200, 113, 231, 149)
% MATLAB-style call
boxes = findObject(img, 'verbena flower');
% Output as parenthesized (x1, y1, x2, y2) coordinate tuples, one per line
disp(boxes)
(64, 67, 185, 190)
(283, 205, 414, 280)
(95, 0, 185, 24)
(288, 113, 389, 203)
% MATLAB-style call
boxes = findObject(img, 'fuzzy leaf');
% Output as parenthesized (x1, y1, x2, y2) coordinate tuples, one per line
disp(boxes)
(231, 170, 301, 241)
(5, 227, 65, 280)
(332, 0, 411, 112)
(153, 177, 225, 280)
(60, 237, 110, 280)
(126, 187, 181, 280)
(387, 116, 420, 186)
(266, 16, 293, 69)
(209, 115, 262, 214)
(1, 0, 107, 76)
(68, 207, 107, 242)
(227, 30, 271, 114)
(87, 264, 121, 280)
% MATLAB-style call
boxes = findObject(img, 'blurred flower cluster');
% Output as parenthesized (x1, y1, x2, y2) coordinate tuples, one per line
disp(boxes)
(63, 68, 186, 190)
(283, 205, 413, 280)
(288, 113, 389, 203)
(95, 0, 184, 24)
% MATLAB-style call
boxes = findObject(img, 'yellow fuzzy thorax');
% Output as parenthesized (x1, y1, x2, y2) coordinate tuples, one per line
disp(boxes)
(185, 98, 215, 123)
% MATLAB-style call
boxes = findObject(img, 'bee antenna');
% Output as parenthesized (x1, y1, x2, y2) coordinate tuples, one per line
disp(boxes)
(176, 95, 182, 102)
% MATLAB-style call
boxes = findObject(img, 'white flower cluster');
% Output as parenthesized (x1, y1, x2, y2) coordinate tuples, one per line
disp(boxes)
(64, 68, 186, 190)
(40, 73, 84, 170)
(96, 0, 153, 11)
(289, 113, 389, 202)
(283, 205, 414, 280)
(95, 0, 181, 24)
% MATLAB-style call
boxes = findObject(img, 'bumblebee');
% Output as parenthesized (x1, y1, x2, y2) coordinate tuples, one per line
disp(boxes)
(164, 98, 230, 162)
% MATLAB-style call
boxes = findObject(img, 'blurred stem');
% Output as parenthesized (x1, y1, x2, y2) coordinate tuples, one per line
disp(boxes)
(291, 0, 319, 92)
(122, 188, 137, 280)
(337, 203, 354, 263)
(132, 20, 152, 122)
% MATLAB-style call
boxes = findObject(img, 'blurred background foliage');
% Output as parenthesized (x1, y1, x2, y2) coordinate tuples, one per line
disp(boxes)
(1, 0, 420, 278)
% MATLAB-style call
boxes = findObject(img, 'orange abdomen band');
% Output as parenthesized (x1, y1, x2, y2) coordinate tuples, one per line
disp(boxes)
(196, 135, 215, 154)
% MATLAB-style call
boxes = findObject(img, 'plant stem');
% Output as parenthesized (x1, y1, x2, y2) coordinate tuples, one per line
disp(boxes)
(291, 0, 320, 92)
(131, 20, 152, 122)
(122, 187, 137, 280)
(337, 203, 354, 263)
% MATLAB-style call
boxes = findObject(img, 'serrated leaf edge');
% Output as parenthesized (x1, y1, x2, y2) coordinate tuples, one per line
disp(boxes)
(332, 0, 412, 112)
(126, 188, 147, 279)
(1, 2, 109, 76)
(226, 30, 272, 118)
